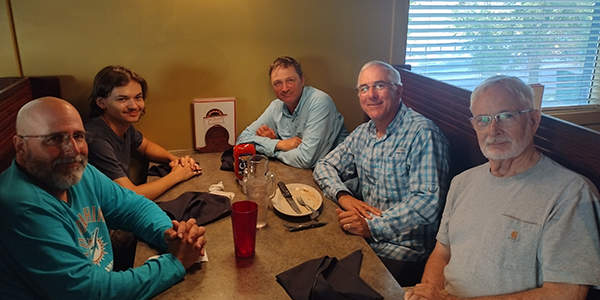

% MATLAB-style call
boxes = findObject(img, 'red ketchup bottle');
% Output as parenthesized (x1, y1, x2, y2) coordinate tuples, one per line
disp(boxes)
(233, 143, 256, 180)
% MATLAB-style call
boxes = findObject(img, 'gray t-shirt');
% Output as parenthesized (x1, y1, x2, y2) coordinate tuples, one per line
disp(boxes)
(85, 117, 144, 180)
(438, 154, 600, 297)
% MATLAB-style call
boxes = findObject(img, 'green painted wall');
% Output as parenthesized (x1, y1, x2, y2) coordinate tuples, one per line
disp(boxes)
(1, 0, 409, 150)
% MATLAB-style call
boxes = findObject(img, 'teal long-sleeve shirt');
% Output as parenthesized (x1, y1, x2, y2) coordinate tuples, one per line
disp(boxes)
(236, 86, 348, 169)
(0, 161, 185, 299)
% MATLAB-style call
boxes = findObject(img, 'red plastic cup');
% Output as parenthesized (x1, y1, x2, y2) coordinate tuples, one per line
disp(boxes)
(231, 200, 258, 258)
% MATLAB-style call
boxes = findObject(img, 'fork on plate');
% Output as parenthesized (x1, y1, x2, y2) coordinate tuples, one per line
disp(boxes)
(296, 196, 319, 220)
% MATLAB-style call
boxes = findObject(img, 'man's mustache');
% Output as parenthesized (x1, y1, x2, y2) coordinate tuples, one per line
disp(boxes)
(484, 137, 512, 145)
(53, 155, 86, 167)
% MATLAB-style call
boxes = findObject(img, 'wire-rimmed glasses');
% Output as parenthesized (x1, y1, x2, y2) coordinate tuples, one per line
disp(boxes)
(18, 131, 93, 147)
(356, 81, 396, 95)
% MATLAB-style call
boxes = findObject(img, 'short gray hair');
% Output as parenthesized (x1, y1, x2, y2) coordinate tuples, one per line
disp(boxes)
(357, 60, 402, 87)
(470, 75, 535, 110)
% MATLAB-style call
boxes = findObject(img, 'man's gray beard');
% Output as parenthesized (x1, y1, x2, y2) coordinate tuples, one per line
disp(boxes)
(480, 126, 533, 160)
(25, 153, 87, 190)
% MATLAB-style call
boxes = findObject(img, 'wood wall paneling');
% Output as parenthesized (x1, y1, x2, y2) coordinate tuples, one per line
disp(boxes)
(0, 78, 32, 172)
(0, 76, 61, 172)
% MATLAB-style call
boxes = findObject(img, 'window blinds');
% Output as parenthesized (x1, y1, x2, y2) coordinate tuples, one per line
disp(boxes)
(406, 1, 600, 108)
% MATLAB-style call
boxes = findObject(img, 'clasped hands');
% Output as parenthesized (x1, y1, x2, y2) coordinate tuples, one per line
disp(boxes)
(169, 155, 202, 180)
(256, 125, 301, 151)
(336, 195, 383, 238)
(164, 218, 207, 269)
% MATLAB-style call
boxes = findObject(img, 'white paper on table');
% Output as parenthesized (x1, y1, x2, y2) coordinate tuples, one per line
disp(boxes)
(197, 251, 209, 262)
(148, 250, 208, 263)
(209, 181, 235, 200)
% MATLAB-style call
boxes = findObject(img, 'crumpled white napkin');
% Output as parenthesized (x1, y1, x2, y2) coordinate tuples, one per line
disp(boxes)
(149, 252, 208, 263)
(208, 181, 235, 200)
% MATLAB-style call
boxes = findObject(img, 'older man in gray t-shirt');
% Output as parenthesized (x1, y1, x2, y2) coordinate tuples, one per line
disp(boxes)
(438, 155, 600, 297)
(405, 75, 600, 300)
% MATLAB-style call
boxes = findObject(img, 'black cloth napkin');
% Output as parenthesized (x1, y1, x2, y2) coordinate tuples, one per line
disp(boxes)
(220, 148, 234, 171)
(148, 162, 202, 177)
(157, 192, 230, 226)
(148, 163, 171, 177)
(276, 250, 383, 300)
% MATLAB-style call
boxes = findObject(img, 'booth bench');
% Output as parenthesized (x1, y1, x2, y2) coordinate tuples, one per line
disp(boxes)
(396, 67, 600, 192)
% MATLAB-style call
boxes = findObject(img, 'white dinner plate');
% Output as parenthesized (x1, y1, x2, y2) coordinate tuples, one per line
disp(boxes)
(272, 183, 323, 217)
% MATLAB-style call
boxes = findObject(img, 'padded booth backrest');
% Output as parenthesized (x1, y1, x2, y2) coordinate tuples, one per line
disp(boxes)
(396, 67, 600, 191)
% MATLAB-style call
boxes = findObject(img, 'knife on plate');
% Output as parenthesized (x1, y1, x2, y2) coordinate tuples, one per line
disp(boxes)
(277, 181, 302, 214)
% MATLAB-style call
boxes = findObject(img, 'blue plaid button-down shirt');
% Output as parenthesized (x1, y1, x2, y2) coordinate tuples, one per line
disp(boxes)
(314, 103, 450, 262)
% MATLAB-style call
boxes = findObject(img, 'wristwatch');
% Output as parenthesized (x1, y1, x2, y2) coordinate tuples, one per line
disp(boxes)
(335, 191, 352, 201)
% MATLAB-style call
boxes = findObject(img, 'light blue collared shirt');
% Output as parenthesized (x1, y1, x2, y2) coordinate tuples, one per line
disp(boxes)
(237, 86, 348, 168)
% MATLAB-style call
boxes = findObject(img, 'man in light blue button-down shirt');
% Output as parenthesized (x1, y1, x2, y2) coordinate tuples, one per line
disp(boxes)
(236, 56, 348, 169)
(314, 61, 450, 287)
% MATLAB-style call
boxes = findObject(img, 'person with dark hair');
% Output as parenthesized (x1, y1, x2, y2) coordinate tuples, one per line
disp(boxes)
(85, 65, 201, 200)
(236, 56, 348, 169)
(404, 76, 600, 300)
(0, 97, 207, 299)
(314, 60, 451, 287)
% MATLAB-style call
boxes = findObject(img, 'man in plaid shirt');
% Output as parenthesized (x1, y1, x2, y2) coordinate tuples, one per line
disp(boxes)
(313, 61, 450, 287)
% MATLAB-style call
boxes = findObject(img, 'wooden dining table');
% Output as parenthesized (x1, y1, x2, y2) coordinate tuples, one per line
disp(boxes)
(134, 150, 405, 299)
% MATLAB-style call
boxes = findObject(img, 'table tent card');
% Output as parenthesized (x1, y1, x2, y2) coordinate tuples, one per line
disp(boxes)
(193, 97, 236, 153)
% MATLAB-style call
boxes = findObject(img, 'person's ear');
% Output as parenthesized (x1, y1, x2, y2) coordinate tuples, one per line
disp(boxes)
(530, 109, 542, 133)
(96, 97, 106, 109)
(13, 135, 25, 155)
(396, 83, 404, 95)
(394, 83, 404, 101)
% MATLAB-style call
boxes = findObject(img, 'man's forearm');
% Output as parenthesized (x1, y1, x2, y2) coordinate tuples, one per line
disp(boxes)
(447, 283, 589, 300)
(421, 242, 451, 291)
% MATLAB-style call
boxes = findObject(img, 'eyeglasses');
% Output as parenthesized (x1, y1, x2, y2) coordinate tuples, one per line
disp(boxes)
(356, 81, 396, 95)
(470, 109, 535, 129)
(18, 132, 93, 147)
